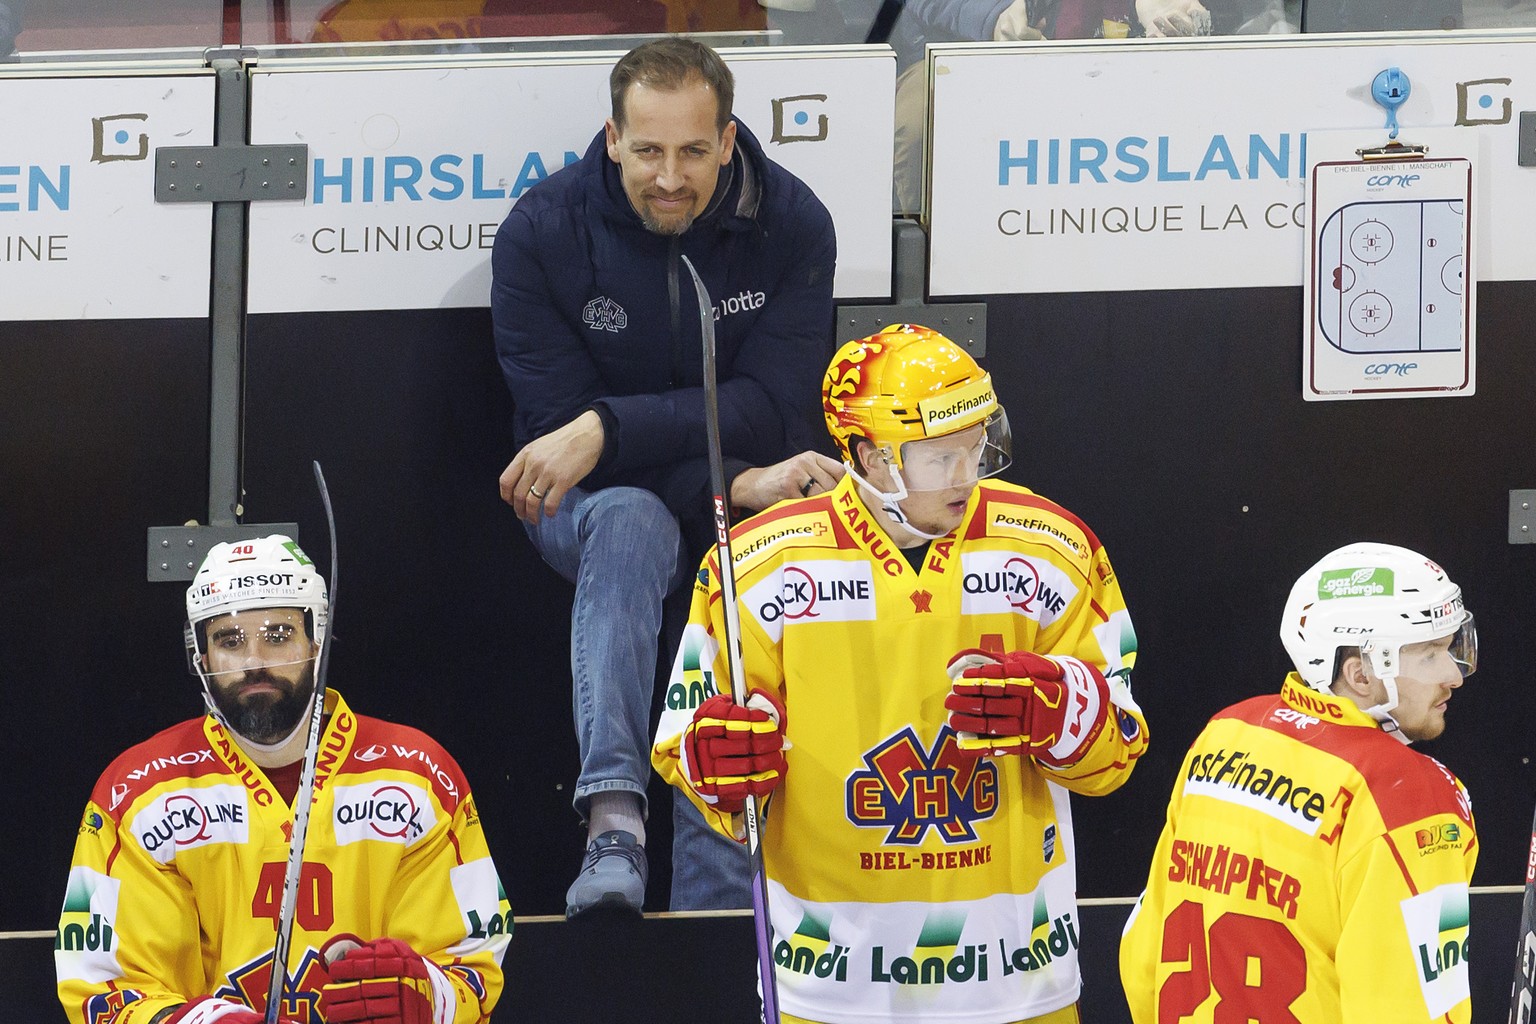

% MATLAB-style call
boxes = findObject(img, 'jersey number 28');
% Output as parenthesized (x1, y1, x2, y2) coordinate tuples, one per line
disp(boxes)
(1158, 899, 1306, 1023)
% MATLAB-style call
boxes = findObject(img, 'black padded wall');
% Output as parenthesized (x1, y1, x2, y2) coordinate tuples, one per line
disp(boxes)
(0, 318, 210, 927)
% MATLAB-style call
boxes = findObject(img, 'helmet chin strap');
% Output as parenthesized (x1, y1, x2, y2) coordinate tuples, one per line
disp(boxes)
(846, 462, 953, 543)
(1360, 649, 1412, 746)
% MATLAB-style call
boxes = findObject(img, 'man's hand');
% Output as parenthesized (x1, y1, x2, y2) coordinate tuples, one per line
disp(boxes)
(682, 689, 789, 814)
(319, 937, 437, 1024)
(944, 649, 1108, 766)
(730, 451, 845, 512)
(1136, 0, 1211, 36)
(161, 997, 300, 1024)
(499, 409, 605, 523)
(993, 0, 1047, 40)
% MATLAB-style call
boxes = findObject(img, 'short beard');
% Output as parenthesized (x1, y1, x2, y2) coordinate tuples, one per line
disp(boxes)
(210, 665, 316, 746)
(640, 208, 695, 236)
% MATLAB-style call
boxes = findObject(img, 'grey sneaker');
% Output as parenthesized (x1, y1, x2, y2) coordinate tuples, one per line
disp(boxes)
(565, 830, 647, 919)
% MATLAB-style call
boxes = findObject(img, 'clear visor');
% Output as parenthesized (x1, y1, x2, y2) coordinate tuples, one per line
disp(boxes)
(1448, 613, 1477, 677)
(194, 608, 317, 677)
(895, 409, 1013, 493)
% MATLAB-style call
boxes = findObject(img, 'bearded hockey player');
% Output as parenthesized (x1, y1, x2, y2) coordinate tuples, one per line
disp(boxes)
(653, 324, 1149, 1024)
(56, 535, 509, 1024)
(1120, 542, 1479, 1023)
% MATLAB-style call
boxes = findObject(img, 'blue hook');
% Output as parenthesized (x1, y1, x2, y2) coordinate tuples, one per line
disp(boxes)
(1371, 67, 1411, 140)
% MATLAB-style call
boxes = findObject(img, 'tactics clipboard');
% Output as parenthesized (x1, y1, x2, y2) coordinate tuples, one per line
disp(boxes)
(1303, 129, 1475, 401)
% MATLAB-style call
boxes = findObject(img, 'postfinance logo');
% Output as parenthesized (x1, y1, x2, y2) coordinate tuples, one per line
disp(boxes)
(846, 726, 998, 844)
(1401, 883, 1471, 1017)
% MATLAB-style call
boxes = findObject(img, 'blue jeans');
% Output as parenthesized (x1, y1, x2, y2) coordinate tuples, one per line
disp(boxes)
(523, 484, 750, 910)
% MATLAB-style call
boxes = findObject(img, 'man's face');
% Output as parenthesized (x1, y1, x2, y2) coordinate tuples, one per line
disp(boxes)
(1373, 635, 1466, 742)
(605, 76, 737, 236)
(861, 423, 984, 540)
(201, 607, 317, 745)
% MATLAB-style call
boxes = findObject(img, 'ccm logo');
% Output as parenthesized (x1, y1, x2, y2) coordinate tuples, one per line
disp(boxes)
(1366, 173, 1420, 187)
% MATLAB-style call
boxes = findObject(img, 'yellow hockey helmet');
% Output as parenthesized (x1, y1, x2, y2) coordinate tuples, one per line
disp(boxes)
(822, 324, 1001, 470)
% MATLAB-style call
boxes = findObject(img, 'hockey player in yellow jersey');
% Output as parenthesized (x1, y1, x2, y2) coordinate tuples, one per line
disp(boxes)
(56, 536, 509, 1024)
(1120, 542, 1479, 1023)
(653, 324, 1149, 1024)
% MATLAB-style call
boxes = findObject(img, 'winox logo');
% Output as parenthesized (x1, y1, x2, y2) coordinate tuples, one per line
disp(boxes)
(1317, 567, 1394, 600)
(332, 780, 436, 847)
(959, 551, 1077, 627)
(743, 560, 876, 642)
(846, 726, 998, 844)
(131, 784, 249, 863)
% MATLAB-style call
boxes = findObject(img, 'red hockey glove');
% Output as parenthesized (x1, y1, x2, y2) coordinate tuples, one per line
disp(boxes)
(161, 996, 301, 1024)
(319, 937, 437, 1024)
(682, 689, 788, 814)
(944, 649, 1109, 766)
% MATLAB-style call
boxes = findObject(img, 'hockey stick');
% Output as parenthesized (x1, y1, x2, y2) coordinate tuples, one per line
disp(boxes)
(681, 255, 781, 1024)
(264, 461, 339, 1024)
(1511, 803, 1536, 1024)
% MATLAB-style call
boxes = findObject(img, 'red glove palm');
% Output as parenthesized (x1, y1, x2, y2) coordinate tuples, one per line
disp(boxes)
(682, 689, 788, 814)
(161, 996, 301, 1024)
(319, 937, 436, 1024)
(944, 649, 1108, 766)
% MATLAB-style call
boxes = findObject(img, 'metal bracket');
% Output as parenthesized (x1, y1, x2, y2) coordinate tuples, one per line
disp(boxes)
(835, 303, 987, 354)
(147, 523, 299, 581)
(1511, 490, 1536, 544)
(1519, 112, 1536, 168)
(155, 145, 308, 203)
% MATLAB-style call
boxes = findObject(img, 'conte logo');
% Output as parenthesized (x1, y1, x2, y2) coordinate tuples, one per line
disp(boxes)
(333, 780, 436, 847)
(1317, 567, 1394, 600)
(846, 726, 998, 845)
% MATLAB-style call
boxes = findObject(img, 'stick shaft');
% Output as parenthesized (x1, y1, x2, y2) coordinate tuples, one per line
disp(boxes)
(1511, 809, 1536, 1024)
(683, 255, 780, 1023)
(264, 463, 339, 1024)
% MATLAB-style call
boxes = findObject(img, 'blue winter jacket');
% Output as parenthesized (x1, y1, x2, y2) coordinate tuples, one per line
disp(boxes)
(491, 118, 837, 531)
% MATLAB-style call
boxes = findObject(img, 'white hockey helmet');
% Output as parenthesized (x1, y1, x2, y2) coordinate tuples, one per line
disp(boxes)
(1280, 542, 1475, 708)
(185, 534, 328, 668)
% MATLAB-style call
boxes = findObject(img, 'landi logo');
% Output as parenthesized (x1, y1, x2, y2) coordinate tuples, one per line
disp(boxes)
(1318, 567, 1394, 600)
